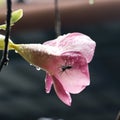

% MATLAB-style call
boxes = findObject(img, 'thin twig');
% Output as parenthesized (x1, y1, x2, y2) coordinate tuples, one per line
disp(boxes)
(55, 0, 61, 37)
(0, 0, 12, 71)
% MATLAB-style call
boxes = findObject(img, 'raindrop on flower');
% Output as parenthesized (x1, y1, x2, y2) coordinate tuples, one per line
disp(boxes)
(36, 66, 41, 71)
(30, 64, 33, 66)
(15, 50, 18, 53)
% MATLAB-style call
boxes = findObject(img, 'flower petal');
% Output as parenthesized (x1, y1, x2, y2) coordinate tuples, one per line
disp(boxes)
(55, 51, 90, 94)
(43, 32, 96, 63)
(45, 73, 53, 93)
(52, 75, 72, 106)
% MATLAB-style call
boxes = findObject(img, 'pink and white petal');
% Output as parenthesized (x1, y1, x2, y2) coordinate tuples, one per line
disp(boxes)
(55, 51, 90, 94)
(45, 73, 53, 93)
(58, 33, 96, 63)
(52, 75, 72, 106)
(43, 34, 66, 46)
(43, 32, 96, 63)
(58, 67, 89, 94)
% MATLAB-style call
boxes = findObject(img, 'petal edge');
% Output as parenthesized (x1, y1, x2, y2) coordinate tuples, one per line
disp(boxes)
(52, 75, 72, 106)
(45, 73, 53, 93)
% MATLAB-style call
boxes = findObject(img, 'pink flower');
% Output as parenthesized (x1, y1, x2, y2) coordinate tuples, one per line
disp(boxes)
(15, 32, 96, 106)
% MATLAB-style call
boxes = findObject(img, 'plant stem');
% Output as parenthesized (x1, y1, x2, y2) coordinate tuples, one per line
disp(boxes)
(0, 0, 12, 71)
(55, 0, 61, 37)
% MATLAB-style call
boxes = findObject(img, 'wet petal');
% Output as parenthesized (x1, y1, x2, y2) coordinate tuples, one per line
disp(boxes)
(45, 73, 53, 93)
(55, 51, 90, 94)
(52, 75, 72, 106)
(43, 32, 96, 63)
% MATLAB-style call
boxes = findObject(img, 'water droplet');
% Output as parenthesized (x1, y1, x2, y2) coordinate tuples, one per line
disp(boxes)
(30, 64, 33, 66)
(15, 50, 18, 53)
(36, 66, 41, 71)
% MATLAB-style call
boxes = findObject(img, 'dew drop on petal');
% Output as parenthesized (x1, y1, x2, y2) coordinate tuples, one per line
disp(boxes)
(30, 64, 33, 66)
(36, 66, 41, 71)
(15, 50, 18, 53)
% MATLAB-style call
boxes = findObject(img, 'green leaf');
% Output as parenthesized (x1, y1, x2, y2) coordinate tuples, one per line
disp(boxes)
(0, 23, 14, 30)
(0, 24, 6, 30)
(0, 9, 23, 30)
(11, 9, 23, 24)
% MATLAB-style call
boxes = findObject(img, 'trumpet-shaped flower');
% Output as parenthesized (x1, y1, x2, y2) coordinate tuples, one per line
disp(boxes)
(0, 32, 96, 106)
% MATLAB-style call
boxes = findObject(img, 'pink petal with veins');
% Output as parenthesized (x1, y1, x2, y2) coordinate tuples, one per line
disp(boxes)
(52, 75, 72, 106)
(55, 51, 90, 94)
(16, 32, 96, 106)
(43, 32, 96, 63)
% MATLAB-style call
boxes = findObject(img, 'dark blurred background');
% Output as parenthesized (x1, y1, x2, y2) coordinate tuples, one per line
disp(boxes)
(0, 0, 120, 120)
